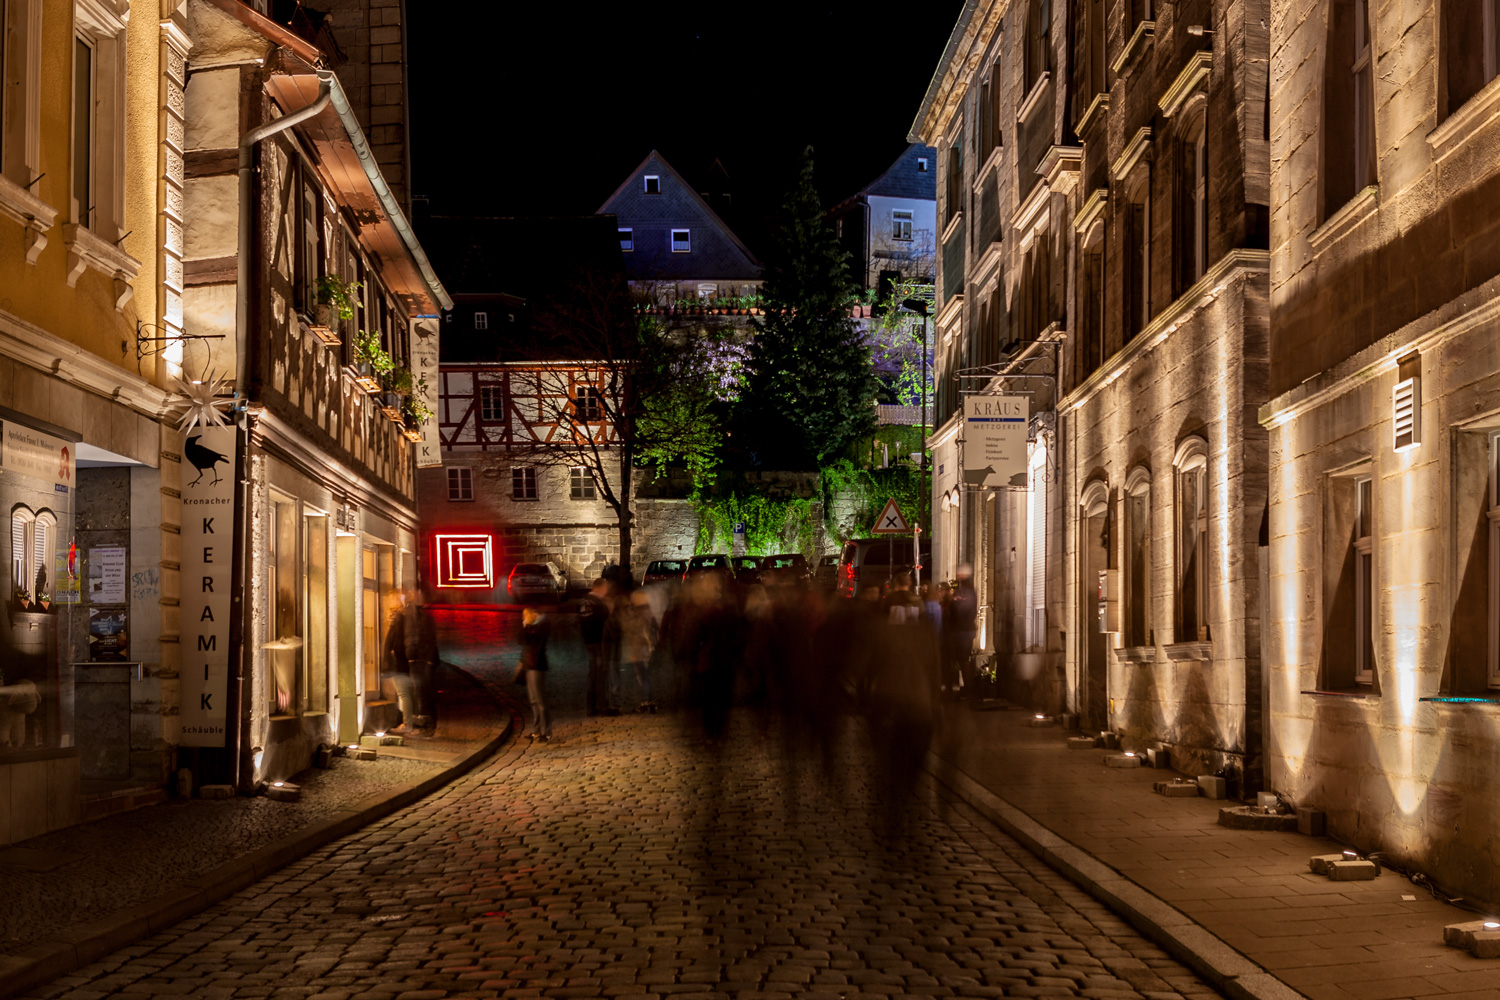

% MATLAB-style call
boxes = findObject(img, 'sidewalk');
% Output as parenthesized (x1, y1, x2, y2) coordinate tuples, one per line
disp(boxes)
(0, 661, 516, 999)
(926, 708, 1499, 1000)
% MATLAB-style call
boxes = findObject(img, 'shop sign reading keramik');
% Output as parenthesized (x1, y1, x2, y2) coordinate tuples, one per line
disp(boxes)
(179, 426, 234, 747)
(412, 317, 442, 468)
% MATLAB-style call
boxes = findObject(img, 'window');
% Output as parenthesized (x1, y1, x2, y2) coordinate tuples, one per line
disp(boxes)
(511, 467, 537, 501)
(671, 229, 691, 253)
(447, 466, 473, 502)
(570, 466, 596, 500)
(1082, 0, 1106, 109)
(1322, 0, 1376, 218)
(1026, 441, 1048, 650)
(1443, 0, 1500, 117)
(1175, 440, 1208, 643)
(296, 170, 320, 312)
(70, 0, 127, 238)
(574, 385, 603, 422)
(1124, 470, 1151, 647)
(918, 157, 929, 171)
(644, 174, 660, 194)
(892, 210, 913, 241)
(1078, 233, 1104, 378)
(1, 0, 43, 186)
(1129, 0, 1153, 32)
(836, 218, 843, 238)
(9, 506, 53, 599)
(618, 228, 633, 252)
(303, 511, 328, 713)
(1025, 0, 1050, 93)
(479, 385, 505, 422)
(1182, 117, 1208, 286)
(696, 282, 718, 299)
(1124, 194, 1150, 339)
(1489, 436, 1500, 688)
(474, 311, 489, 330)
(945, 130, 964, 223)
(267, 496, 300, 716)
(1354, 476, 1375, 684)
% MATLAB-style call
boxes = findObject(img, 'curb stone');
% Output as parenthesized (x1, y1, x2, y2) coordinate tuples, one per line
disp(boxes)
(924, 749, 1309, 1000)
(0, 711, 517, 1000)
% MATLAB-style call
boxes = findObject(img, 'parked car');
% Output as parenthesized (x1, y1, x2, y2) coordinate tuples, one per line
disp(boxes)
(836, 538, 931, 599)
(682, 554, 731, 582)
(728, 555, 763, 587)
(642, 559, 686, 586)
(762, 553, 810, 585)
(813, 553, 840, 591)
(507, 561, 567, 602)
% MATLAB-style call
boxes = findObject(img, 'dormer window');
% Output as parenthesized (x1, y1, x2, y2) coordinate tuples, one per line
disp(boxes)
(474, 311, 488, 330)
(917, 157, 929, 172)
(671, 229, 691, 253)
(618, 228, 633, 252)
(644, 175, 661, 194)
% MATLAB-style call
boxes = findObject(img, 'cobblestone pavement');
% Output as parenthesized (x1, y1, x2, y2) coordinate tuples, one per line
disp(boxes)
(22, 693, 1227, 1000)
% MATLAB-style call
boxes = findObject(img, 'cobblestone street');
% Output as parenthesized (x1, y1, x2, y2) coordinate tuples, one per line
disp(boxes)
(19, 608, 1226, 1000)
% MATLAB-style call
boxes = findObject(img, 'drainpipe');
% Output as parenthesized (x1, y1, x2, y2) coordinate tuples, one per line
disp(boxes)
(226, 70, 332, 792)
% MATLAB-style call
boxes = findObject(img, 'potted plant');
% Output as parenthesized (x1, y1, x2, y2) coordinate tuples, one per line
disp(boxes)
(400, 384, 432, 442)
(312, 275, 361, 346)
(351, 329, 392, 393)
(37, 591, 51, 612)
(13, 585, 31, 611)
(381, 365, 413, 420)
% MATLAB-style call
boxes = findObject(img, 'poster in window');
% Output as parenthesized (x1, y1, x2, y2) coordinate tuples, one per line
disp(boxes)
(88, 546, 127, 604)
(88, 607, 128, 662)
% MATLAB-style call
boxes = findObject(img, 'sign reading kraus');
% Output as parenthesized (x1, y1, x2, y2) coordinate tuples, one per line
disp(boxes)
(178, 426, 234, 747)
(962, 394, 1029, 489)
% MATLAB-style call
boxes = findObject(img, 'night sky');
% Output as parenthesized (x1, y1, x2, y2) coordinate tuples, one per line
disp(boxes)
(406, 2, 963, 243)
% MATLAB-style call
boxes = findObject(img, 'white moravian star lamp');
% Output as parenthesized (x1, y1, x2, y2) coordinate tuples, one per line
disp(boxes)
(172, 372, 237, 434)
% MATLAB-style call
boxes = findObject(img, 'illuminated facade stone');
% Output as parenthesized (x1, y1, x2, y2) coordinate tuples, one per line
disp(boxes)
(1263, 0, 1500, 909)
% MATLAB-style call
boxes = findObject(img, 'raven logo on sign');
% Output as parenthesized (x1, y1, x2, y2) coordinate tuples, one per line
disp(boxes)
(184, 435, 229, 487)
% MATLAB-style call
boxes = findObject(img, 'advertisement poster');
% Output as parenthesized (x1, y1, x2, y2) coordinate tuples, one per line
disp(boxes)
(411, 317, 442, 468)
(55, 548, 81, 604)
(962, 394, 1030, 489)
(179, 425, 234, 747)
(88, 546, 127, 604)
(88, 607, 128, 662)
(0, 419, 76, 495)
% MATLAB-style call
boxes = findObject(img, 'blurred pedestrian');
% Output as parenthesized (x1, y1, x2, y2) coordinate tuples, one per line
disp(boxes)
(947, 565, 978, 697)
(382, 597, 414, 731)
(619, 589, 658, 712)
(517, 606, 552, 742)
(867, 570, 939, 839)
(579, 578, 613, 715)
(403, 589, 438, 734)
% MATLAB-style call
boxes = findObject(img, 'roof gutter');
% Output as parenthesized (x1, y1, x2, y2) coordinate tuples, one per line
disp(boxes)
(907, 0, 982, 144)
(325, 72, 453, 313)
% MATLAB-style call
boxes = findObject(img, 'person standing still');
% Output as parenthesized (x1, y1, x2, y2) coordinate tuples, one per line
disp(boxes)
(403, 590, 438, 733)
(518, 607, 552, 741)
(579, 578, 612, 716)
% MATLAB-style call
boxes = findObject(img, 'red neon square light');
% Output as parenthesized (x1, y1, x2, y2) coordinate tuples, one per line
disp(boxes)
(434, 534, 493, 588)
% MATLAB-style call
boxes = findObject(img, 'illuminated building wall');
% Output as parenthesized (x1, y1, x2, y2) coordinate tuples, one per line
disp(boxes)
(1265, 0, 1500, 908)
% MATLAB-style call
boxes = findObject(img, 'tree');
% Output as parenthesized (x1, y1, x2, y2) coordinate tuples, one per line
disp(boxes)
(741, 148, 880, 468)
(635, 315, 744, 492)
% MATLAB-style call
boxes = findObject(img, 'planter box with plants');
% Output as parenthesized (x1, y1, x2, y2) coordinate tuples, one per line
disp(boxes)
(349, 329, 392, 394)
(307, 274, 362, 347)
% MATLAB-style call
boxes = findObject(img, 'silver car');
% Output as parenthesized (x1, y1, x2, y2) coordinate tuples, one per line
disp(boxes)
(507, 561, 567, 602)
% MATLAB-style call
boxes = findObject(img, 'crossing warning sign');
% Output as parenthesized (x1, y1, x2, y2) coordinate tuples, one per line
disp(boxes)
(871, 498, 910, 534)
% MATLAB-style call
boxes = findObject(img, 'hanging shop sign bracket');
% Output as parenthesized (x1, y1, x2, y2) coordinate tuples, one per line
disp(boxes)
(135, 320, 225, 361)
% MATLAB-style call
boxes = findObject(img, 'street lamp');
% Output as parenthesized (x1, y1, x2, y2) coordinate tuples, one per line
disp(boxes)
(899, 297, 930, 589)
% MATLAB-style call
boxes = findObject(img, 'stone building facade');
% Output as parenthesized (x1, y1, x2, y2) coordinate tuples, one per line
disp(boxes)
(913, 0, 1272, 786)
(1263, 0, 1500, 907)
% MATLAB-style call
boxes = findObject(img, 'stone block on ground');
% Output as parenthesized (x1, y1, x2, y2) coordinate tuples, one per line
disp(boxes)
(1217, 805, 1297, 831)
(265, 782, 302, 803)
(1029, 715, 1055, 727)
(1067, 736, 1097, 749)
(1154, 779, 1198, 797)
(1308, 854, 1345, 875)
(1146, 747, 1170, 769)
(1473, 931, 1500, 959)
(1105, 753, 1142, 768)
(1296, 806, 1326, 836)
(1197, 775, 1226, 799)
(199, 784, 234, 800)
(1445, 920, 1490, 949)
(1328, 860, 1379, 881)
(1100, 731, 1121, 749)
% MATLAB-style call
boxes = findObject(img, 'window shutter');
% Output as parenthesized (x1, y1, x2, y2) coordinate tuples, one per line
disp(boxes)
(1028, 468, 1047, 611)
(1393, 376, 1420, 451)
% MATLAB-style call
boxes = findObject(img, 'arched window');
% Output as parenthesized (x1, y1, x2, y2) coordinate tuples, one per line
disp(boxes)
(9, 506, 54, 599)
(1322, 0, 1376, 219)
(1123, 172, 1151, 340)
(1124, 467, 1152, 648)
(1173, 438, 1210, 643)
(1442, 0, 1500, 118)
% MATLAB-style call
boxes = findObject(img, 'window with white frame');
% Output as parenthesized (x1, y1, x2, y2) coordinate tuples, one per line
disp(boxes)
(511, 467, 537, 501)
(1352, 0, 1375, 192)
(1, 0, 42, 185)
(1354, 475, 1375, 683)
(671, 229, 691, 253)
(917, 157, 929, 172)
(70, 0, 127, 238)
(892, 210, 913, 241)
(10, 506, 54, 600)
(618, 228, 633, 252)
(447, 466, 473, 502)
(1124, 468, 1152, 648)
(570, 466, 595, 500)
(1026, 441, 1048, 650)
(644, 174, 660, 194)
(479, 385, 505, 422)
(1175, 441, 1208, 643)
(474, 311, 488, 330)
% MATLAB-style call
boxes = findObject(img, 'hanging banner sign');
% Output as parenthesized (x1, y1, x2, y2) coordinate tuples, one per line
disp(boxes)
(179, 425, 235, 747)
(411, 317, 442, 468)
(0, 419, 76, 494)
(962, 394, 1029, 488)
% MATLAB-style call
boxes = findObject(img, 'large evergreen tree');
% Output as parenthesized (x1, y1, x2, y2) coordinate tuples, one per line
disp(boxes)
(741, 148, 879, 468)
